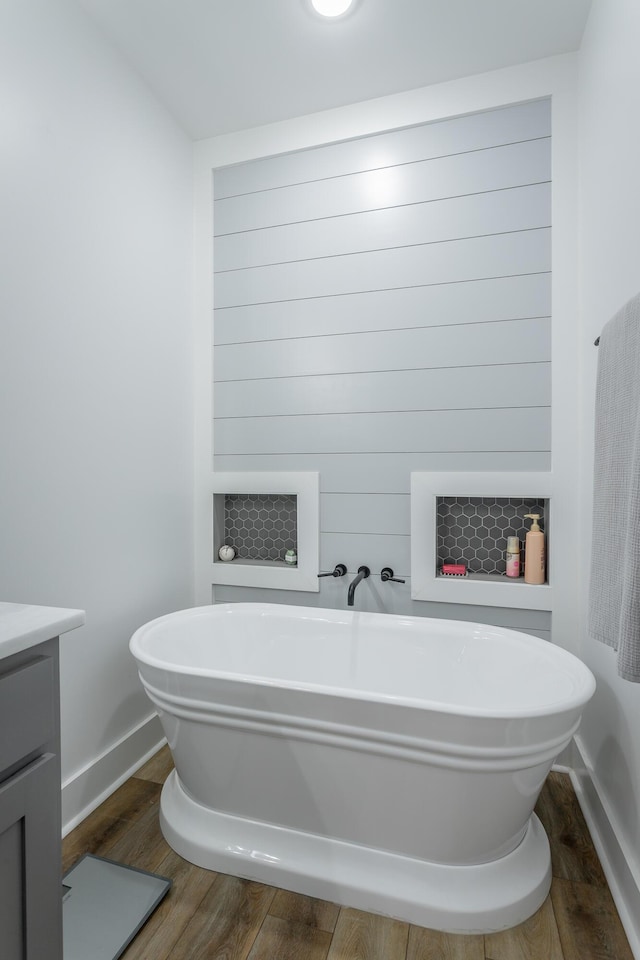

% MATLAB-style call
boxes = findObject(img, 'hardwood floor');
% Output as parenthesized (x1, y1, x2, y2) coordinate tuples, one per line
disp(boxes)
(62, 748, 634, 960)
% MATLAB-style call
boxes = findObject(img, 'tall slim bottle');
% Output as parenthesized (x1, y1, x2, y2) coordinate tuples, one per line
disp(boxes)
(523, 514, 545, 584)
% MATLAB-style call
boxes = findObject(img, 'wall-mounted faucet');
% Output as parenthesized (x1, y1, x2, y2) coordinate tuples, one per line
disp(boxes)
(318, 564, 347, 578)
(380, 567, 405, 584)
(348, 566, 370, 606)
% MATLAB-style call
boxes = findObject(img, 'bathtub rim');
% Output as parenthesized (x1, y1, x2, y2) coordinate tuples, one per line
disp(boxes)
(130, 602, 596, 721)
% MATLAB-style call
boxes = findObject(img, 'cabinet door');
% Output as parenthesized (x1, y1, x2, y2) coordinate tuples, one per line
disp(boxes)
(0, 753, 62, 960)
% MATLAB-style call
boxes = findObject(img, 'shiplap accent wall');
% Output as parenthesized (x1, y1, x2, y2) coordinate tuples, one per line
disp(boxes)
(212, 99, 551, 638)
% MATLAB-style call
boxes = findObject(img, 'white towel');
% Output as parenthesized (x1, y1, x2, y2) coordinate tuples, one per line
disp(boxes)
(588, 292, 640, 682)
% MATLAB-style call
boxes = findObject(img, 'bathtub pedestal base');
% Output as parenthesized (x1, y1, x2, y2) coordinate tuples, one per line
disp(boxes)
(160, 771, 551, 935)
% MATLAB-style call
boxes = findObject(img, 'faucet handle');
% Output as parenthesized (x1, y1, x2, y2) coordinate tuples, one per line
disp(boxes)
(380, 567, 405, 584)
(318, 563, 347, 578)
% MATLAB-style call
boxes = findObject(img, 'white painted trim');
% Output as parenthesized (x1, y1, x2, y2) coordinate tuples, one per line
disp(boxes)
(571, 735, 640, 960)
(411, 472, 553, 609)
(194, 158, 215, 606)
(548, 62, 581, 658)
(61, 712, 165, 836)
(194, 53, 576, 169)
(211, 471, 319, 591)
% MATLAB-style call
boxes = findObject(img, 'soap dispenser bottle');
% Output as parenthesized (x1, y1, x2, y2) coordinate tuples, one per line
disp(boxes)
(523, 514, 545, 584)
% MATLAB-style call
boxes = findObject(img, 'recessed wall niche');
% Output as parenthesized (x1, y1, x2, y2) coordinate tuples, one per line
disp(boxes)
(211, 472, 319, 592)
(224, 494, 297, 561)
(411, 472, 552, 610)
(437, 496, 547, 576)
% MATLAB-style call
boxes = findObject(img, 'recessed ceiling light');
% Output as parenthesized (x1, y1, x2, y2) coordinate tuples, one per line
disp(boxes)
(310, 0, 355, 18)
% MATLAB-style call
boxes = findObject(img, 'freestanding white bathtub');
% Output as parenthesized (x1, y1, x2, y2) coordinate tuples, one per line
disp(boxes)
(130, 603, 595, 933)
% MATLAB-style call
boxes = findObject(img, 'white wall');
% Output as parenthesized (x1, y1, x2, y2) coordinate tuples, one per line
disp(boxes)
(0, 0, 194, 828)
(575, 0, 640, 950)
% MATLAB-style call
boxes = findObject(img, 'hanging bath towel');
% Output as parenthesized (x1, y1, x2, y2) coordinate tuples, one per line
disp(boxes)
(588, 291, 640, 682)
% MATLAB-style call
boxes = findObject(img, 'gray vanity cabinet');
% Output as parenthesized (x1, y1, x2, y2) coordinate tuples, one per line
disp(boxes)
(0, 638, 63, 960)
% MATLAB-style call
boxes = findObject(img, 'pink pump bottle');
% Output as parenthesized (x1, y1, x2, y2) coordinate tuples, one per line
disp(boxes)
(523, 514, 546, 584)
(505, 536, 520, 578)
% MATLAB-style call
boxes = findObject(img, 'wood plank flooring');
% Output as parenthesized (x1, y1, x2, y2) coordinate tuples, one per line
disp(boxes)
(62, 748, 634, 960)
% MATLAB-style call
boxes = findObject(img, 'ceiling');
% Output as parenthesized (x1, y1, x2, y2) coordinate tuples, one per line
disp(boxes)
(76, 0, 593, 141)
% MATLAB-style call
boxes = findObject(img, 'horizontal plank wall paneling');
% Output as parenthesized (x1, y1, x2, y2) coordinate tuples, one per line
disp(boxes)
(320, 531, 411, 578)
(215, 362, 550, 418)
(321, 493, 410, 537)
(215, 316, 550, 380)
(214, 408, 550, 456)
(214, 273, 551, 344)
(214, 138, 550, 234)
(214, 229, 550, 307)
(214, 182, 551, 271)
(214, 98, 551, 198)
(214, 453, 552, 493)
(212, 99, 552, 633)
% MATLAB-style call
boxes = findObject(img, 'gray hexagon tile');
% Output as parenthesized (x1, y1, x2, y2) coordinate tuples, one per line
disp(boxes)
(436, 497, 546, 575)
(224, 494, 297, 560)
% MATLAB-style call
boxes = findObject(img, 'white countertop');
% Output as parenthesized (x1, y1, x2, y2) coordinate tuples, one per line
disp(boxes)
(0, 602, 85, 660)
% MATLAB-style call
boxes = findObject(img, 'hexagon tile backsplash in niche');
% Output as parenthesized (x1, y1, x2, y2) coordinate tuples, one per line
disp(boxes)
(224, 494, 297, 561)
(436, 497, 546, 575)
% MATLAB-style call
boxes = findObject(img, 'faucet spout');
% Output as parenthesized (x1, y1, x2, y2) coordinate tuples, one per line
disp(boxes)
(347, 566, 370, 606)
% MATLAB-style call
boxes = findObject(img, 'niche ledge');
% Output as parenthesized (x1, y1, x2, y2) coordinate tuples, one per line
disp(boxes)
(211, 472, 319, 592)
(411, 472, 552, 611)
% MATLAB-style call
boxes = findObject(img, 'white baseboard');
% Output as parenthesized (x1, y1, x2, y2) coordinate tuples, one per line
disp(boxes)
(571, 735, 640, 960)
(61, 712, 165, 836)
(552, 736, 578, 770)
